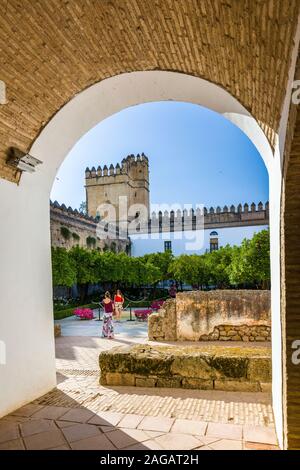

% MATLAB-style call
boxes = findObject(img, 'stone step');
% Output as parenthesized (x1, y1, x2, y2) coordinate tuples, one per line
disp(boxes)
(99, 344, 271, 392)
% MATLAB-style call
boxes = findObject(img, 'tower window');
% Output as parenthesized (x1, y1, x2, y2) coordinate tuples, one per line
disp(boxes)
(210, 237, 219, 252)
(164, 241, 172, 252)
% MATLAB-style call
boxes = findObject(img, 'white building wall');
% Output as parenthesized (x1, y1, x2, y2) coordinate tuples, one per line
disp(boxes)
(0, 178, 56, 417)
(130, 225, 269, 257)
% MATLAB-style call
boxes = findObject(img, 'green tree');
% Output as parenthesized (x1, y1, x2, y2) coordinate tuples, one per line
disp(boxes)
(170, 254, 208, 288)
(229, 229, 270, 288)
(69, 246, 97, 300)
(143, 251, 174, 280)
(205, 245, 233, 288)
(131, 257, 161, 286)
(51, 247, 76, 287)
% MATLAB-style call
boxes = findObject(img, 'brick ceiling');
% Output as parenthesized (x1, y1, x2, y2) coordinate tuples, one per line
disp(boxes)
(0, 0, 299, 183)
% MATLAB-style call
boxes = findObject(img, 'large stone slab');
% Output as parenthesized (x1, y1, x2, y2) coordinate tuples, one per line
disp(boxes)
(99, 344, 271, 392)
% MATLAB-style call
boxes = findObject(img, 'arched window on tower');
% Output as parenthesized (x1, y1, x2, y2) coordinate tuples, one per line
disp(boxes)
(209, 231, 219, 252)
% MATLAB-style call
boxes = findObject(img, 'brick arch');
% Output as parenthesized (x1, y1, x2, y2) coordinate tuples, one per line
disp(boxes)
(28, 71, 274, 195)
(0, 0, 299, 183)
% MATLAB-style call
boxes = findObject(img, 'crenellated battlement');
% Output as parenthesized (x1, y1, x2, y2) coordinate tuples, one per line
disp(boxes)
(50, 199, 269, 238)
(85, 153, 150, 219)
(85, 153, 149, 179)
(130, 201, 269, 234)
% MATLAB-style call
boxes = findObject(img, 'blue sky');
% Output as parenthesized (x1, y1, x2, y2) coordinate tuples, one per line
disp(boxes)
(51, 101, 269, 210)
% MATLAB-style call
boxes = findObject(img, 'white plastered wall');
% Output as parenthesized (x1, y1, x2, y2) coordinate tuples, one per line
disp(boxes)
(0, 71, 284, 443)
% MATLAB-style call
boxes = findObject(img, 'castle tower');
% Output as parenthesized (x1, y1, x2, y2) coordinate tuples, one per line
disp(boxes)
(85, 153, 150, 223)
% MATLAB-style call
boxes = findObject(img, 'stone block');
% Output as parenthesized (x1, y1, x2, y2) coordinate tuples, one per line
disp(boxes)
(214, 379, 260, 392)
(260, 382, 272, 393)
(156, 377, 182, 388)
(227, 330, 237, 336)
(104, 372, 135, 386)
(247, 358, 272, 382)
(171, 356, 217, 379)
(99, 344, 271, 393)
(135, 377, 157, 387)
(208, 355, 248, 379)
(181, 378, 213, 390)
(100, 374, 107, 385)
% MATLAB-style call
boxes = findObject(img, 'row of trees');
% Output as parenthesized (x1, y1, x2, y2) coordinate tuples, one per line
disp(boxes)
(52, 229, 270, 298)
(170, 229, 270, 289)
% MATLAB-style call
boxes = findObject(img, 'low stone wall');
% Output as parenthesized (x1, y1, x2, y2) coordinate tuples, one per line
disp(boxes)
(99, 344, 271, 392)
(201, 324, 271, 342)
(148, 290, 271, 342)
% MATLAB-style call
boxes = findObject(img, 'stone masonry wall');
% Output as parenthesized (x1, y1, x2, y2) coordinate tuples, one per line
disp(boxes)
(148, 290, 271, 342)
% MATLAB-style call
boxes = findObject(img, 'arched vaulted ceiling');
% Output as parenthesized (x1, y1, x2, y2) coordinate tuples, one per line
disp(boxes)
(0, 0, 299, 183)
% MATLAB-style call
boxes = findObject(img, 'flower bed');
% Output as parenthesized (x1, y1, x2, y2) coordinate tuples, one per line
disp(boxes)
(134, 309, 153, 321)
(74, 308, 94, 320)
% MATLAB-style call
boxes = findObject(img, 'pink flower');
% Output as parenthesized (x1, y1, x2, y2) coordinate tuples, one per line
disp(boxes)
(74, 308, 94, 320)
(134, 308, 153, 321)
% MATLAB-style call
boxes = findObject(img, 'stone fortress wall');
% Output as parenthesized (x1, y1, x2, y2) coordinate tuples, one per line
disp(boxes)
(85, 154, 269, 233)
(50, 201, 130, 253)
(51, 154, 269, 250)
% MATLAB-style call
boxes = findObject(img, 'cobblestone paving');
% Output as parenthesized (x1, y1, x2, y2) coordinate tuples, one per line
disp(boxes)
(0, 318, 278, 450)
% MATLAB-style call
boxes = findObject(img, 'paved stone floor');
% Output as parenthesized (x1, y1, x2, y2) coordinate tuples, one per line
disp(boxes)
(0, 316, 278, 450)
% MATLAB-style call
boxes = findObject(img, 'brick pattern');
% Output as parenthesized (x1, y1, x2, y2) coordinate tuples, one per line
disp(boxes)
(282, 55, 300, 449)
(0, 333, 277, 449)
(0, 0, 299, 183)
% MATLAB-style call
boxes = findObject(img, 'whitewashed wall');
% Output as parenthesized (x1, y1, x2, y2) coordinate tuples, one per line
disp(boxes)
(130, 225, 269, 257)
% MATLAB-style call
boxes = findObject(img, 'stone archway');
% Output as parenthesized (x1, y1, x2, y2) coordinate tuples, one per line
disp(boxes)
(0, 69, 282, 442)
